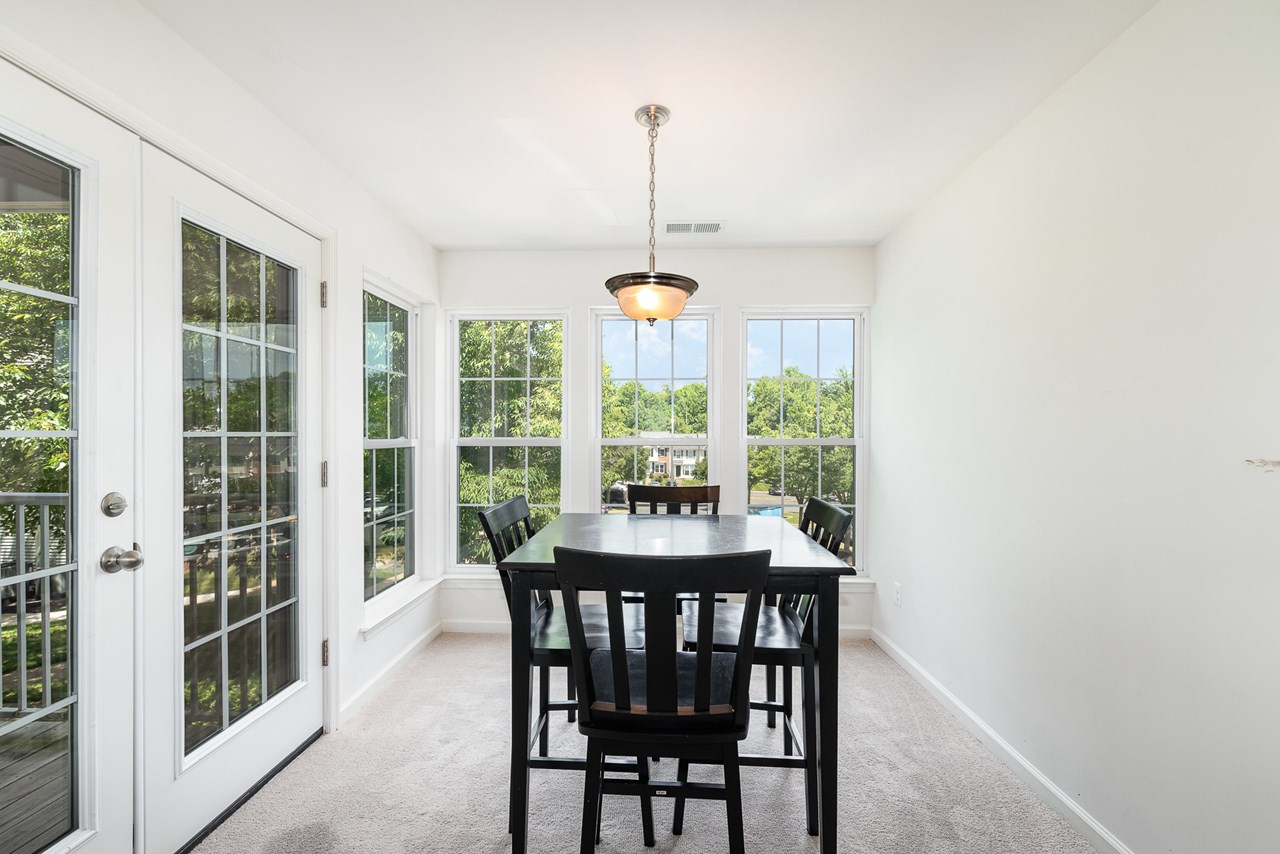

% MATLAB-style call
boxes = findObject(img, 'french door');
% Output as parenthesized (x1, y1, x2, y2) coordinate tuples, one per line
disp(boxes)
(1, 55, 325, 854)
(139, 145, 324, 854)
(1, 58, 138, 854)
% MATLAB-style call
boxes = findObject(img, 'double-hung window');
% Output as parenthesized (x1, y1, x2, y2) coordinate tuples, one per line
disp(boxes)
(744, 314, 863, 566)
(596, 313, 713, 512)
(362, 290, 416, 599)
(454, 316, 565, 563)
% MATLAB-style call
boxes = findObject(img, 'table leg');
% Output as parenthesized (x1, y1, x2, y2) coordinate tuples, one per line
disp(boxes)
(509, 570, 533, 853)
(815, 575, 840, 853)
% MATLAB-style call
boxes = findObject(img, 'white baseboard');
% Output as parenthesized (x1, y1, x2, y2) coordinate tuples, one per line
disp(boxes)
(870, 629, 1133, 854)
(840, 624, 872, 639)
(441, 618, 512, 634)
(337, 622, 442, 726)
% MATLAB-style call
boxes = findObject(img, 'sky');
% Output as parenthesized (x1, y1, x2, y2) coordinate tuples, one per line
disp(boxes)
(600, 317, 855, 380)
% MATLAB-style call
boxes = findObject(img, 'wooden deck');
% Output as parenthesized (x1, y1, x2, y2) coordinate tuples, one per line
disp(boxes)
(0, 716, 73, 854)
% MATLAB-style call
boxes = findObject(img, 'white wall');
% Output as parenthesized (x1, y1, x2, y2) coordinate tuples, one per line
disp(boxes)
(0, 0, 443, 727)
(869, 1, 1280, 852)
(439, 247, 877, 630)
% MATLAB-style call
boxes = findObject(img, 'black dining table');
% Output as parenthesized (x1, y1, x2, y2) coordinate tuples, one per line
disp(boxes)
(499, 512, 852, 853)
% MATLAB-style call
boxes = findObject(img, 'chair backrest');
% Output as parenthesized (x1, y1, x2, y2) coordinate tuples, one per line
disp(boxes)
(554, 546, 770, 735)
(626, 484, 721, 515)
(777, 497, 855, 630)
(799, 497, 853, 558)
(478, 496, 542, 616)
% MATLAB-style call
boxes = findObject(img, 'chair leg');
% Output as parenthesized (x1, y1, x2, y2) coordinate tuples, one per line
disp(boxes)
(581, 741, 603, 854)
(672, 758, 689, 835)
(539, 666, 551, 756)
(637, 755, 655, 847)
(783, 664, 794, 756)
(566, 672, 577, 723)
(724, 744, 746, 854)
(802, 655, 819, 836)
(596, 751, 605, 845)
(766, 664, 777, 728)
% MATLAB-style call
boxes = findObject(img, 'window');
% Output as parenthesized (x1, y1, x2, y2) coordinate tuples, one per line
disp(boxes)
(598, 315, 711, 512)
(455, 318, 564, 563)
(363, 290, 416, 599)
(745, 315, 861, 566)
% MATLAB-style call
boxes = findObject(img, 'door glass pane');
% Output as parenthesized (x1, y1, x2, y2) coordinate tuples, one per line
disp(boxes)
(265, 520, 295, 608)
(225, 241, 261, 340)
(265, 438, 295, 521)
(179, 221, 298, 753)
(226, 340, 261, 433)
(265, 350, 295, 433)
(183, 330, 221, 432)
(226, 619, 262, 723)
(183, 538, 221, 644)
(226, 531, 262, 626)
(264, 258, 295, 348)
(183, 639, 221, 753)
(0, 136, 78, 851)
(183, 437, 222, 539)
(265, 605, 297, 698)
(181, 222, 219, 329)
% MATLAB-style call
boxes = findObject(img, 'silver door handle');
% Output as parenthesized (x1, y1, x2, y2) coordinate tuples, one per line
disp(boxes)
(101, 545, 144, 573)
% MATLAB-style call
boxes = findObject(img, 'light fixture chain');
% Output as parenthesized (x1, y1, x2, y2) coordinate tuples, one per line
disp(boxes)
(648, 115, 658, 273)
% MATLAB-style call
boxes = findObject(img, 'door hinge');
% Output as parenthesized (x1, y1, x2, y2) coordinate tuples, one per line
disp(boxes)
(320, 280, 328, 308)
(321, 460, 328, 487)
(322, 639, 329, 667)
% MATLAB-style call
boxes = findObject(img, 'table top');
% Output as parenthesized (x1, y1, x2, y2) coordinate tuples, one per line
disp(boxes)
(499, 513, 852, 576)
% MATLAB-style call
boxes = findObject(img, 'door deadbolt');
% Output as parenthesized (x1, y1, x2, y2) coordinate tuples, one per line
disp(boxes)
(101, 492, 128, 517)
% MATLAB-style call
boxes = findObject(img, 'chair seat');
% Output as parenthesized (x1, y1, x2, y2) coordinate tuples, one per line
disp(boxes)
(681, 602, 806, 654)
(534, 602, 646, 656)
(588, 648, 737, 709)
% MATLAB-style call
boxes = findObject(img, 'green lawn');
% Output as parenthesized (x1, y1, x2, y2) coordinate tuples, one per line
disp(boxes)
(1, 617, 70, 706)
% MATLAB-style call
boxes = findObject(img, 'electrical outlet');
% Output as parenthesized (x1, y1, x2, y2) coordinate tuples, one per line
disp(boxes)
(893, 581, 902, 607)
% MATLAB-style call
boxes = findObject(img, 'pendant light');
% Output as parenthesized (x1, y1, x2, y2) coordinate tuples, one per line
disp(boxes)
(605, 104, 698, 325)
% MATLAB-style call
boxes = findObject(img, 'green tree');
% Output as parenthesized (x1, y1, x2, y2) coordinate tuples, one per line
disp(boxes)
(1, 212, 73, 553)
(745, 366, 855, 507)
(456, 320, 564, 561)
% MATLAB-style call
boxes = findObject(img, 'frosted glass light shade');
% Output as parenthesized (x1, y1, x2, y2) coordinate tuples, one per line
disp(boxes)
(605, 271, 699, 325)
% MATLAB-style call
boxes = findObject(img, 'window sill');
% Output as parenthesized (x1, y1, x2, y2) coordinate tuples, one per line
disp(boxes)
(360, 576, 443, 640)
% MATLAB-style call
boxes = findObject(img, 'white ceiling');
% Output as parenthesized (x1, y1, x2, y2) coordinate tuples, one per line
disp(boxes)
(139, 0, 1156, 250)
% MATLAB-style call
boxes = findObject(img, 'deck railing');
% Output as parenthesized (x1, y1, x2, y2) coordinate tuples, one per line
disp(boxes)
(0, 492, 72, 719)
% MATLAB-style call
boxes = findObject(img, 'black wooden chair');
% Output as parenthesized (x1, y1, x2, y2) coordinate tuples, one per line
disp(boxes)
(679, 497, 853, 836)
(479, 497, 646, 759)
(622, 484, 723, 607)
(626, 483, 720, 515)
(555, 546, 771, 854)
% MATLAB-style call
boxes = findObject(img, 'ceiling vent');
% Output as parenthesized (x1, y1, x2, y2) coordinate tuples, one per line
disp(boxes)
(664, 221, 725, 235)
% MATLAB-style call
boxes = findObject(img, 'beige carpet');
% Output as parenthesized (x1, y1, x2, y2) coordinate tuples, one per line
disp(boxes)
(193, 634, 1096, 854)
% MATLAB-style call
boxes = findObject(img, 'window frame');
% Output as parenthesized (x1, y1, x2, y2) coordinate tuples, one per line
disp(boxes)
(448, 307, 571, 569)
(740, 307, 868, 572)
(361, 279, 421, 601)
(589, 305, 720, 512)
